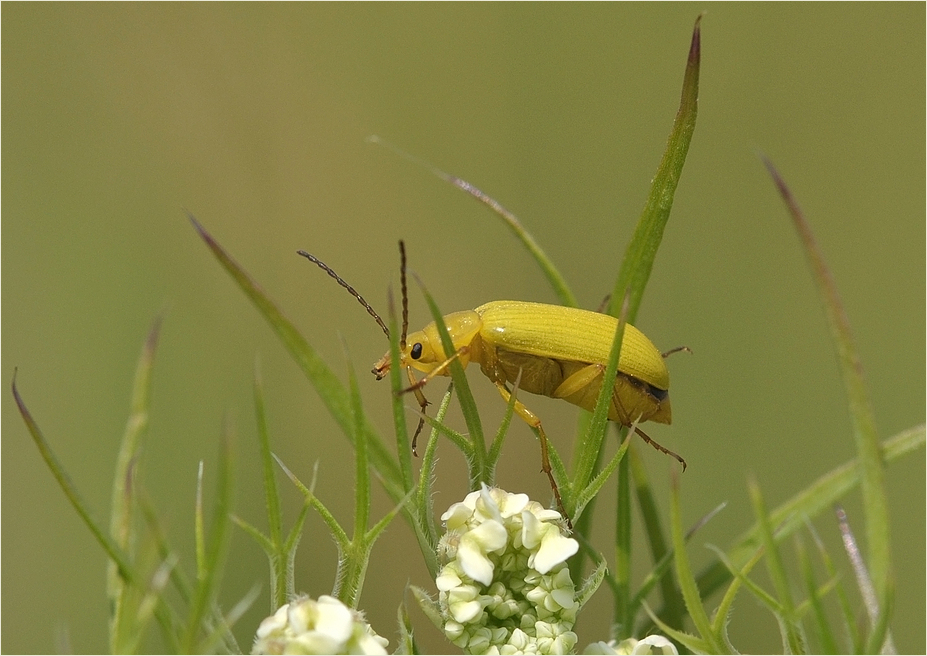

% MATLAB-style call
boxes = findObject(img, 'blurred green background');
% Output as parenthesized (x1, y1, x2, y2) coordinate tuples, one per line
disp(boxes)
(4, 4, 923, 654)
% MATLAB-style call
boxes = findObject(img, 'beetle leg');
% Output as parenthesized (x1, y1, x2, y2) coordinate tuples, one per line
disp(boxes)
(406, 367, 429, 457)
(492, 381, 571, 529)
(398, 347, 468, 456)
(398, 345, 471, 394)
(551, 363, 603, 399)
(633, 426, 687, 471)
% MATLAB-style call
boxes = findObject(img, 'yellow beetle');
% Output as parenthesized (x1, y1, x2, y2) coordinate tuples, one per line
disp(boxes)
(299, 247, 683, 521)
(373, 300, 671, 427)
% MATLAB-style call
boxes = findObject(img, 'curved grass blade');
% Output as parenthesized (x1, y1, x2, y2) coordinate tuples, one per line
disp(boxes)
(611, 15, 701, 322)
(12, 372, 134, 581)
(108, 315, 162, 652)
(183, 421, 235, 653)
(694, 425, 923, 601)
(187, 213, 403, 499)
(366, 135, 578, 308)
(414, 276, 488, 487)
(763, 159, 892, 606)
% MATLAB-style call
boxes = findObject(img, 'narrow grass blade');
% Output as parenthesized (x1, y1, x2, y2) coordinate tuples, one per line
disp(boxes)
(273, 454, 349, 546)
(385, 289, 415, 494)
(614, 455, 632, 637)
(416, 387, 455, 562)
(797, 535, 840, 654)
(187, 213, 402, 498)
(253, 362, 283, 547)
(630, 503, 726, 636)
(576, 558, 608, 610)
(106, 316, 161, 651)
(574, 294, 629, 492)
(670, 472, 724, 653)
(487, 371, 519, 466)
(611, 15, 701, 323)
(409, 585, 443, 631)
(695, 426, 923, 599)
(345, 352, 371, 539)
(366, 135, 578, 308)
(415, 277, 488, 486)
(183, 423, 235, 653)
(629, 445, 685, 633)
(763, 160, 891, 605)
(395, 599, 418, 655)
(749, 479, 805, 654)
(251, 363, 288, 608)
(836, 505, 896, 653)
(806, 518, 861, 652)
(201, 584, 260, 654)
(12, 372, 135, 581)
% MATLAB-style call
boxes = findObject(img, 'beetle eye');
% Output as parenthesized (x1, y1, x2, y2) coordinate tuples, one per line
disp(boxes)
(410, 343, 423, 360)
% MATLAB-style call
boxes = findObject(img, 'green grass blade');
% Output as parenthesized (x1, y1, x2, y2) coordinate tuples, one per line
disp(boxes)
(574, 295, 629, 492)
(366, 135, 578, 308)
(194, 461, 206, 579)
(107, 316, 161, 652)
(273, 454, 350, 547)
(12, 372, 135, 582)
(576, 557, 608, 611)
(232, 515, 273, 554)
(415, 277, 487, 486)
(836, 505, 896, 653)
(487, 373, 519, 466)
(629, 503, 726, 634)
(416, 387, 454, 564)
(187, 213, 402, 499)
(610, 15, 701, 322)
(806, 518, 861, 652)
(695, 426, 923, 599)
(201, 584, 260, 654)
(704, 544, 769, 644)
(573, 430, 631, 520)
(346, 352, 371, 540)
(395, 599, 419, 655)
(127, 554, 177, 654)
(614, 455, 633, 637)
(749, 479, 805, 654)
(140, 497, 190, 603)
(763, 160, 891, 605)
(669, 472, 724, 653)
(253, 362, 283, 547)
(251, 363, 288, 609)
(183, 423, 235, 653)
(385, 289, 415, 494)
(629, 445, 685, 634)
(797, 535, 840, 654)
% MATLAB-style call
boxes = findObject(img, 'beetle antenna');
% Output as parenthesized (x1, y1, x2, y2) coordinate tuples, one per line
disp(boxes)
(297, 250, 390, 338)
(399, 240, 409, 349)
(661, 346, 693, 358)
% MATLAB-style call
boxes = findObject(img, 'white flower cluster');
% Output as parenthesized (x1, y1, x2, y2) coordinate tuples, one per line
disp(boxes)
(584, 635, 678, 655)
(252, 594, 388, 655)
(436, 486, 580, 654)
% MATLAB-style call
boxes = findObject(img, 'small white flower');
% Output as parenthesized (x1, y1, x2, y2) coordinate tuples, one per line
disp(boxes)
(252, 594, 388, 655)
(435, 485, 581, 655)
(583, 635, 678, 655)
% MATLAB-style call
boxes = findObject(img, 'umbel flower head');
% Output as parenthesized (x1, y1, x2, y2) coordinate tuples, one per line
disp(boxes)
(252, 594, 388, 655)
(435, 486, 581, 655)
(584, 635, 678, 655)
